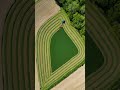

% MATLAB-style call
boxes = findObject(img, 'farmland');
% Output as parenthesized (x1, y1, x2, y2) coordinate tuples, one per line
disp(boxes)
(86, 1, 120, 89)
(50, 27, 78, 72)
(35, 8, 85, 90)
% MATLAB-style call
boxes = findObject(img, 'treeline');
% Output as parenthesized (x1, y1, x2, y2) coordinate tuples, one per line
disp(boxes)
(55, 0, 85, 36)
(91, 0, 120, 37)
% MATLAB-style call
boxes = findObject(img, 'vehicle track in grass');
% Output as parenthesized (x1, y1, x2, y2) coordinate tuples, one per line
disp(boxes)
(35, 0, 60, 89)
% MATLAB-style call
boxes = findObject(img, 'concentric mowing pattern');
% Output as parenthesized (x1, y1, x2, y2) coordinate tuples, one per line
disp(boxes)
(86, 1, 120, 89)
(36, 9, 85, 90)
(2, 0, 35, 90)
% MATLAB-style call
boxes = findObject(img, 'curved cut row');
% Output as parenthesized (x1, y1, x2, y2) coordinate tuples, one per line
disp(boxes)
(2, 1, 34, 90)
(36, 9, 85, 90)
(50, 27, 79, 72)
(86, 1, 120, 89)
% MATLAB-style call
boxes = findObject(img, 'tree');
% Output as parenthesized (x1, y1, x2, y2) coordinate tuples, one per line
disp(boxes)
(79, 27, 85, 35)
(67, 1, 79, 13)
(55, 0, 85, 36)
(107, 2, 120, 23)
(59, 0, 66, 4)
(79, 5, 85, 14)
(67, 11, 73, 20)
(72, 12, 85, 29)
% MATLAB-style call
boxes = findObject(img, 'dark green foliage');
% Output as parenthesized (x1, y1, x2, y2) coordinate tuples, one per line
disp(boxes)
(79, 0, 85, 5)
(72, 12, 85, 29)
(107, 2, 120, 23)
(79, 5, 85, 14)
(95, 0, 109, 8)
(59, 0, 65, 3)
(91, 0, 120, 40)
(67, 1, 79, 13)
(92, 0, 120, 25)
(92, 0, 117, 10)
(79, 26, 85, 36)
(55, 0, 85, 36)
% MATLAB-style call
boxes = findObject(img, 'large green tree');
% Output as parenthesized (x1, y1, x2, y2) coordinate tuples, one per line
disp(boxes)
(72, 12, 85, 29)
(55, 0, 85, 36)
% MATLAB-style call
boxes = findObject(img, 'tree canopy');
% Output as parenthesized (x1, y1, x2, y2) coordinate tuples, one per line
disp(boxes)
(91, 0, 120, 37)
(55, 0, 85, 36)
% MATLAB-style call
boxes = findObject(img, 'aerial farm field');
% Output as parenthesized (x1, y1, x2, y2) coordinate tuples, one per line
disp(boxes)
(35, 0, 85, 90)
(35, 0, 120, 89)
(50, 27, 78, 72)
(86, 1, 120, 89)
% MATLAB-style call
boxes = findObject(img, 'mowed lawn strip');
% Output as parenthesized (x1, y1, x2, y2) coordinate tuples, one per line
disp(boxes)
(36, 9, 85, 90)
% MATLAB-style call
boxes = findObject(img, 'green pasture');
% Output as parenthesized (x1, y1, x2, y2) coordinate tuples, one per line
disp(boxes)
(50, 28, 78, 72)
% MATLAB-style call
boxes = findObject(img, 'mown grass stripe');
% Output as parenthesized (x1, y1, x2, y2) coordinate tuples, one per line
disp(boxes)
(36, 9, 85, 89)
(85, 1, 120, 88)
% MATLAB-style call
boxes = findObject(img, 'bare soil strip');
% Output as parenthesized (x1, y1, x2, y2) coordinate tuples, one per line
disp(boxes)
(35, 0, 60, 90)
(51, 65, 85, 90)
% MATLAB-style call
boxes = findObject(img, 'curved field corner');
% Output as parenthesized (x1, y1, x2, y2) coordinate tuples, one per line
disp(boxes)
(35, 8, 85, 90)
(86, 32, 104, 76)
(35, 0, 60, 90)
(86, 1, 120, 89)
